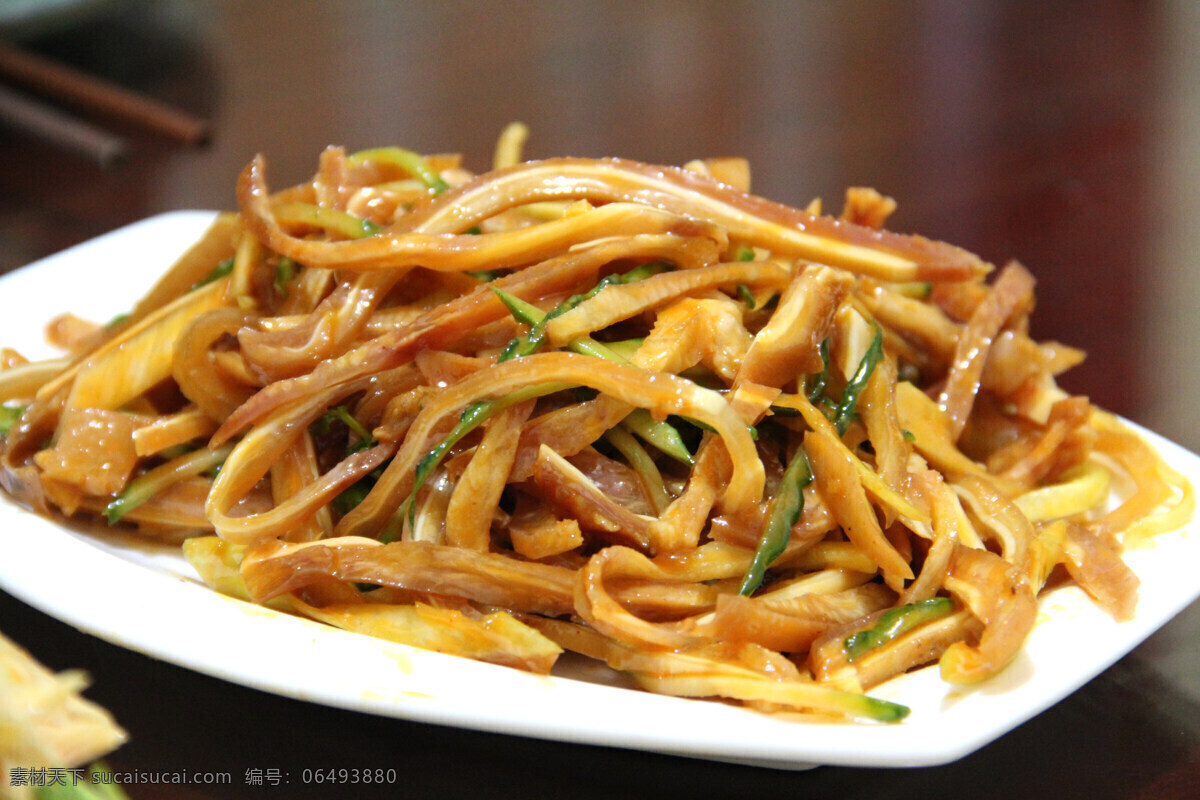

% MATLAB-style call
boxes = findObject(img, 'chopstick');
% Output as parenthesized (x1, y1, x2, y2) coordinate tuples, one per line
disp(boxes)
(0, 43, 209, 146)
(0, 83, 127, 169)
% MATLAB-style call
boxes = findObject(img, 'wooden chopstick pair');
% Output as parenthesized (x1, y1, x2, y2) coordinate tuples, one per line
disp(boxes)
(0, 42, 209, 169)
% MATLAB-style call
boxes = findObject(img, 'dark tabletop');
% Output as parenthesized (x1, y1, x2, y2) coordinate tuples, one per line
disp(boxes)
(1, 2, 1198, 798)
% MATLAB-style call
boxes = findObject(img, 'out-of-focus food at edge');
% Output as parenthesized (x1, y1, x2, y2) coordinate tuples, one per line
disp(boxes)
(0, 629, 127, 799)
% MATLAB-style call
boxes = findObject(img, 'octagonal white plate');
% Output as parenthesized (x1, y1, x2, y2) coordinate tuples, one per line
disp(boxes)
(1, 211, 1197, 769)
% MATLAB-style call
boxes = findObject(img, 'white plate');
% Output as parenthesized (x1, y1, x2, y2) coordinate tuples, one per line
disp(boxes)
(1, 211, 1198, 770)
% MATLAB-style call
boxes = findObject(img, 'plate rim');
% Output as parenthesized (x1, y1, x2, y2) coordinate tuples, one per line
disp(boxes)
(1, 211, 1197, 770)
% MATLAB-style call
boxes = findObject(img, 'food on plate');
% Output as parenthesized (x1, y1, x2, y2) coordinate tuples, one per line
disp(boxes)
(0, 629, 127, 798)
(0, 123, 1192, 723)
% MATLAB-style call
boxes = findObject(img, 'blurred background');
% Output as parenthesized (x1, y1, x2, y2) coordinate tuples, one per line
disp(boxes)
(0, 0, 1195, 454)
(2, 3, 1200, 797)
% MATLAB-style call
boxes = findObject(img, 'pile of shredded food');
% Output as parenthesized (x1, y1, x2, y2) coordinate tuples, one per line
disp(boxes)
(0, 123, 1193, 723)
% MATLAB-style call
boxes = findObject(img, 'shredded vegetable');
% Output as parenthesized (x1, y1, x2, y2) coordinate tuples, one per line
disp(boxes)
(0, 123, 1192, 724)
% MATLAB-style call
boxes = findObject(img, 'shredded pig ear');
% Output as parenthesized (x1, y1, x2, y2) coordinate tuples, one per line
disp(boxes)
(937, 261, 1036, 439)
(242, 156, 726, 272)
(291, 597, 564, 674)
(408, 157, 990, 282)
(805, 429, 914, 587)
(333, 351, 764, 541)
(2, 130, 1191, 723)
(543, 259, 788, 346)
(939, 546, 1038, 685)
(51, 279, 233, 412)
(737, 265, 853, 387)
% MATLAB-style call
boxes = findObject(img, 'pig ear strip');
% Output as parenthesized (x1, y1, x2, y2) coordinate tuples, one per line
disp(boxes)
(2, 130, 1191, 725)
